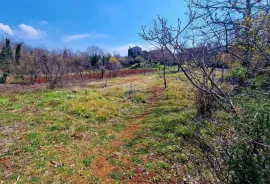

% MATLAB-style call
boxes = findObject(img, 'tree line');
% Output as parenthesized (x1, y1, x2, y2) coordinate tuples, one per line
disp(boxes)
(0, 40, 148, 88)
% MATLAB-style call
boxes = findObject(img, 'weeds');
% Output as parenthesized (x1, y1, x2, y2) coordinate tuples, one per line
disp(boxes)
(0, 74, 155, 183)
(82, 155, 96, 167)
(110, 171, 122, 180)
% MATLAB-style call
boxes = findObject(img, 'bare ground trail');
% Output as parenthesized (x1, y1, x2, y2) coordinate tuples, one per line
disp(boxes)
(91, 85, 163, 183)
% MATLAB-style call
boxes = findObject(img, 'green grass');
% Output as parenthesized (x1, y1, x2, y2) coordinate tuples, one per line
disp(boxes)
(0, 73, 158, 183)
(110, 171, 122, 180)
(0, 71, 210, 183)
(82, 155, 96, 167)
(121, 72, 219, 182)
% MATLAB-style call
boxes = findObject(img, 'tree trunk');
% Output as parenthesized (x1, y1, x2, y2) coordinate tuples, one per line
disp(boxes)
(163, 64, 167, 89)
(33, 74, 37, 85)
(102, 70, 104, 79)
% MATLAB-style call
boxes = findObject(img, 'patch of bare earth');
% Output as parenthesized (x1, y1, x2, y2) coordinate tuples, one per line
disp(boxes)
(91, 85, 162, 183)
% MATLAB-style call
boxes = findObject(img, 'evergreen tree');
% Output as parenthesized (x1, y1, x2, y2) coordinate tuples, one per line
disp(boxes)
(4, 38, 13, 61)
(0, 73, 8, 84)
(0, 46, 6, 65)
(91, 54, 99, 67)
(0, 38, 13, 65)
(15, 42, 24, 65)
(63, 49, 68, 59)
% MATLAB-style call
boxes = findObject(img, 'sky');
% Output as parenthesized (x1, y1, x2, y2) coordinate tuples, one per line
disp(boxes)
(0, 0, 187, 56)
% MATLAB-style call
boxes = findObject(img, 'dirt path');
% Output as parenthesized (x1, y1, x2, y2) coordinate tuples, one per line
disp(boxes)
(91, 85, 162, 183)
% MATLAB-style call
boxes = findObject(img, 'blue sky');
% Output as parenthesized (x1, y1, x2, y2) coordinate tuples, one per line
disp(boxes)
(0, 0, 187, 56)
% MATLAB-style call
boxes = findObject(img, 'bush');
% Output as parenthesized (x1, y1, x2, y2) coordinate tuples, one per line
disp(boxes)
(0, 73, 8, 84)
(129, 63, 141, 69)
(9, 75, 25, 84)
(110, 171, 122, 180)
(194, 89, 215, 117)
(227, 67, 248, 83)
(228, 141, 270, 184)
(127, 57, 144, 69)
(82, 155, 96, 167)
(227, 91, 270, 183)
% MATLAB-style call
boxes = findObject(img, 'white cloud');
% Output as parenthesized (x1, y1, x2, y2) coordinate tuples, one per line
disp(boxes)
(62, 33, 109, 42)
(40, 21, 49, 25)
(19, 24, 46, 39)
(0, 23, 13, 36)
(62, 34, 89, 42)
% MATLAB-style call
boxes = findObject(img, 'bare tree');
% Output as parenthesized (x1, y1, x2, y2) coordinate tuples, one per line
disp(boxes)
(140, 1, 270, 182)
(186, 0, 270, 70)
(140, 15, 235, 112)
(38, 49, 68, 89)
(113, 50, 121, 58)
(86, 45, 106, 56)
(149, 47, 172, 88)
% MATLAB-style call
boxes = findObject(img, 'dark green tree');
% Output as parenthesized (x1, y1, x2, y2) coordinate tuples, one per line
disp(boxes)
(90, 54, 99, 67)
(4, 38, 13, 60)
(0, 38, 13, 65)
(15, 42, 24, 65)
(0, 73, 8, 84)
(63, 49, 68, 59)
(0, 46, 5, 64)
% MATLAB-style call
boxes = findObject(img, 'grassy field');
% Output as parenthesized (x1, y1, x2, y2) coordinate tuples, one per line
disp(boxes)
(0, 71, 202, 183)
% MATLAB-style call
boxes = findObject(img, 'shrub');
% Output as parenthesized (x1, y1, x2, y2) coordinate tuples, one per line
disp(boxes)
(134, 56, 144, 63)
(110, 171, 122, 180)
(227, 67, 248, 83)
(0, 73, 8, 84)
(227, 91, 270, 183)
(82, 155, 96, 167)
(194, 89, 215, 117)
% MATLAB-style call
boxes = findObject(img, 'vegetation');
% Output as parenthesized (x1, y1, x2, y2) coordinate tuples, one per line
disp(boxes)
(139, 0, 270, 183)
(0, 42, 152, 88)
(0, 74, 152, 183)
(0, 0, 269, 183)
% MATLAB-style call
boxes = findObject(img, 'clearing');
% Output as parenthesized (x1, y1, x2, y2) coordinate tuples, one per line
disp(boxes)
(0, 71, 198, 183)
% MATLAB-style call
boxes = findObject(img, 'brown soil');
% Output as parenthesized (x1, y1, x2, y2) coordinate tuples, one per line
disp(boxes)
(92, 153, 115, 183)
(0, 157, 14, 170)
(91, 84, 162, 184)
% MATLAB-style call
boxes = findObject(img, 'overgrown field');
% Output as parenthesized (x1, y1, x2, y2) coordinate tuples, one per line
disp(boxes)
(0, 71, 204, 183)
